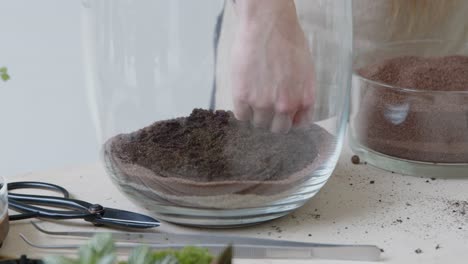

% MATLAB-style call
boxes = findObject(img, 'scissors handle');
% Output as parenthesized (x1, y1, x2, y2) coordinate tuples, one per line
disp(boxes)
(8, 193, 94, 218)
(7, 181, 70, 197)
(7, 182, 96, 220)
(6, 181, 160, 229)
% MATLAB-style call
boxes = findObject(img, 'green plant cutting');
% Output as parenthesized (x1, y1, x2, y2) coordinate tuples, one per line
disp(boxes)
(44, 234, 232, 264)
(0, 67, 10, 81)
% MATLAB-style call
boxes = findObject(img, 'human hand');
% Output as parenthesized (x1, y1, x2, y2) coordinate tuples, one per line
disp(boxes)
(230, 0, 315, 133)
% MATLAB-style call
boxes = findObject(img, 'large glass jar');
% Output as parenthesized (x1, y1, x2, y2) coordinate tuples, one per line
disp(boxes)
(349, 40, 468, 177)
(82, 0, 352, 227)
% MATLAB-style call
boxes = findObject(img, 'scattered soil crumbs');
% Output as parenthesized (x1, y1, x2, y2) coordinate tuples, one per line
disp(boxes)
(109, 109, 330, 182)
(449, 201, 468, 216)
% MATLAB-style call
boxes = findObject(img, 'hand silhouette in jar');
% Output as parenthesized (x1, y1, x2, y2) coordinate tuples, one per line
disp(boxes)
(230, 0, 315, 133)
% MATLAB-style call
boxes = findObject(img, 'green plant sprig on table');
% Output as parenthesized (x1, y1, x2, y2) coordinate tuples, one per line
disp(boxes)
(0, 67, 10, 81)
(44, 234, 232, 264)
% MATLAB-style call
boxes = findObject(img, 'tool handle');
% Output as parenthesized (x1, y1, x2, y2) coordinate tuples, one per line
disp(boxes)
(8, 193, 94, 220)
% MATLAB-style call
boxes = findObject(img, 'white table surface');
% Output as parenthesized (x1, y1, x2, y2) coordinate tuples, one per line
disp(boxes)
(1, 144, 467, 264)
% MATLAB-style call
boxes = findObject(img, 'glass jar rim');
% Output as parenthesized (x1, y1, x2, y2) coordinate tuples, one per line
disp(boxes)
(353, 74, 468, 95)
(0, 175, 7, 196)
(353, 39, 468, 94)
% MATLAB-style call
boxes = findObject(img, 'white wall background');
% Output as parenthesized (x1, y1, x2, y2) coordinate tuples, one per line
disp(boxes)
(0, 1, 224, 177)
(0, 1, 99, 176)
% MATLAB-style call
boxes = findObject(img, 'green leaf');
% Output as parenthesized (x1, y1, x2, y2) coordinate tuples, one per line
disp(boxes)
(215, 246, 232, 264)
(128, 246, 153, 264)
(75, 233, 116, 264)
(90, 233, 115, 256)
(154, 255, 179, 264)
(0, 67, 10, 81)
(79, 244, 96, 264)
(96, 254, 117, 264)
(173, 247, 213, 264)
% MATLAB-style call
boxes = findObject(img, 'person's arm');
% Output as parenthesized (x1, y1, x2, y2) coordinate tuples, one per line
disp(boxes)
(233, 0, 297, 24)
(229, 0, 315, 133)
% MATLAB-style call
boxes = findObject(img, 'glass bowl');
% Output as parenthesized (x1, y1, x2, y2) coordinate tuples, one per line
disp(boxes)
(82, 0, 353, 227)
(349, 40, 468, 177)
(0, 176, 9, 246)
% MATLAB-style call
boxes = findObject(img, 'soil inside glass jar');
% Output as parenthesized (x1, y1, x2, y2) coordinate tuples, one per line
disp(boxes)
(108, 109, 325, 182)
(355, 55, 468, 163)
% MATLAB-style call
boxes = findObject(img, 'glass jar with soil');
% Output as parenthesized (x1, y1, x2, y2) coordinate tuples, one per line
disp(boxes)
(82, 0, 352, 227)
(349, 40, 468, 177)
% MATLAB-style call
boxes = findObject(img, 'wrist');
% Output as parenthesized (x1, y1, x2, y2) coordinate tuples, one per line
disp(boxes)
(233, 0, 297, 26)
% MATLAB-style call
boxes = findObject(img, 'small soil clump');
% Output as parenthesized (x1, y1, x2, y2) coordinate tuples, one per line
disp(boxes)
(351, 155, 360, 164)
(108, 109, 328, 183)
(448, 200, 467, 216)
(355, 55, 468, 163)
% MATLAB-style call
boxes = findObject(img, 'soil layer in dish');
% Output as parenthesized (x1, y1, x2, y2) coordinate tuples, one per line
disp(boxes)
(108, 109, 325, 182)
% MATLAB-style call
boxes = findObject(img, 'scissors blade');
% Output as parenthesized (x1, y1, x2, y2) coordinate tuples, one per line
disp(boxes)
(91, 208, 160, 229)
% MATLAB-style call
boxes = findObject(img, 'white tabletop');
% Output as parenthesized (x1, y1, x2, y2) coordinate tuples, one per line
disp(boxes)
(1, 144, 467, 264)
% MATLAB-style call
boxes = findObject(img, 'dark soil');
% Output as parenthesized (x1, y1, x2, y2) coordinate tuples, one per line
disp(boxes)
(449, 200, 467, 216)
(355, 55, 468, 163)
(108, 109, 324, 182)
(351, 155, 360, 164)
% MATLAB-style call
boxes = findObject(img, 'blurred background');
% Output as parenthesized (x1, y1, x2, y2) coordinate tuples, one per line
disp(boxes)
(0, 1, 98, 176)
(0, 0, 222, 177)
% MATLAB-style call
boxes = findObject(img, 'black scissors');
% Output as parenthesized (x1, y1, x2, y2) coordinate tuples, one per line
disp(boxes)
(5, 181, 160, 229)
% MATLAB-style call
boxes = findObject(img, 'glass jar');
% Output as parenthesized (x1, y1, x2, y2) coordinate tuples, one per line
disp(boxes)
(0, 176, 9, 246)
(82, 0, 352, 227)
(349, 40, 468, 177)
